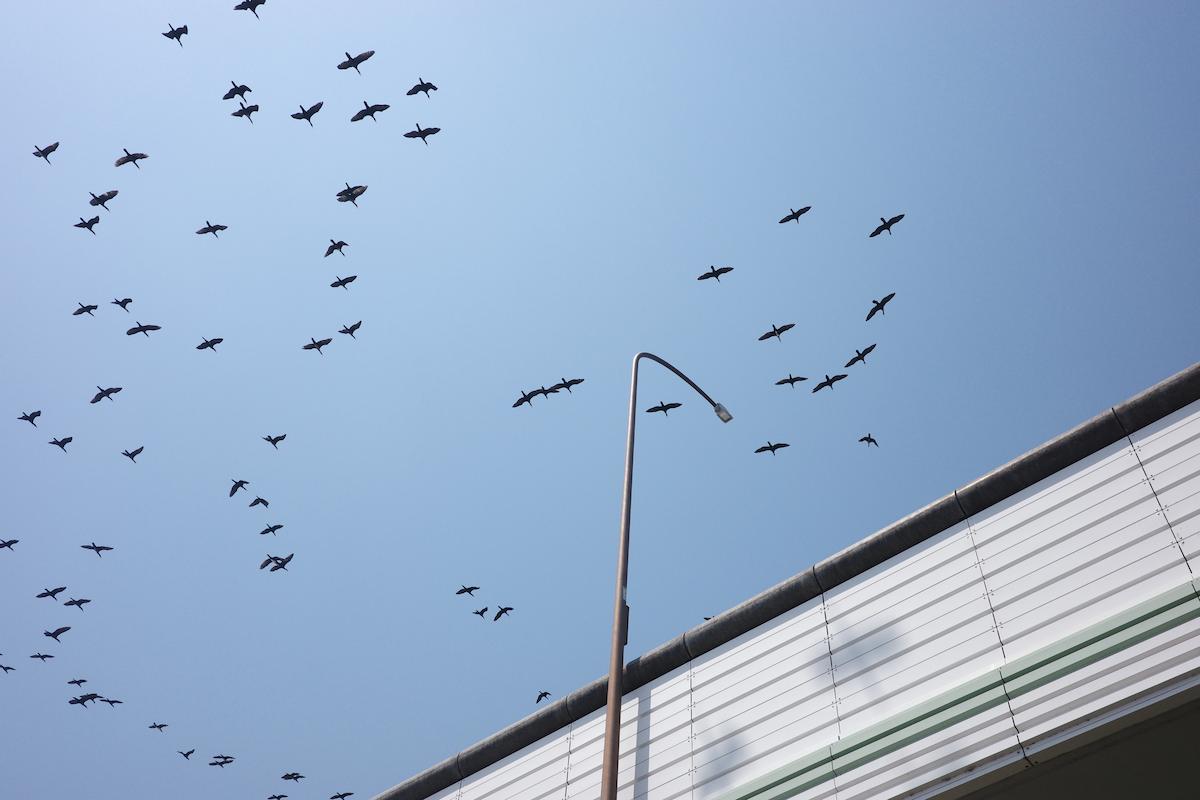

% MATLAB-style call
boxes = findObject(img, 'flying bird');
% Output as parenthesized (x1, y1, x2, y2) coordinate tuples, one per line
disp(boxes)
(74, 302, 98, 316)
(844, 344, 877, 368)
(249, 496, 269, 509)
(33, 142, 59, 164)
(512, 389, 538, 409)
(331, 793, 355, 800)
(281, 771, 305, 781)
(330, 275, 357, 290)
(339, 321, 362, 338)
(50, 437, 73, 452)
(69, 694, 99, 707)
(869, 214, 905, 238)
(90, 386, 122, 404)
(64, 598, 91, 610)
(697, 265, 734, 282)
(222, 81, 251, 100)
(179, 750, 195, 760)
(865, 292, 896, 321)
(268, 796, 288, 800)
(19, 411, 41, 427)
(534, 385, 559, 399)
(472, 607, 488, 618)
(337, 50, 375, 74)
(121, 446, 143, 463)
(234, 0, 266, 18)
(196, 221, 228, 237)
(112, 298, 133, 312)
(778, 206, 811, 224)
(37, 587, 67, 600)
(536, 691, 551, 704)
(551, 377, 584, 393)
(407, 77, 437, 97)
(646, 401, 682, 416)
(100, 698, 123, 707)
(68, 679, 87, 687)
(31, 653, 53, 662)
(114, 148, 148, 169)
(494, 606, 513, 621)
(260, 524, 283, 536)
(44, 626, 71, 642)
(162, 24, 188, 46)
(859, 434, 879, 447)
(0, 664, 14, 673)
(351, 101, 390, 122)
(149, 722, 168, 732)
(89, 190, 119, 210)
(0, 539, 19, 550)
(81, 542, 113, 556)
(758, 323, 795, 342)
(231, 102, 259, 123)
(263, 434, 286, 448)
(812, 374, 848, 393)
(755, 442, 789, 455)
(126, 322, 161, 337)
(303, 337, 332, 354)
(291, 102, 324, 126)
(403, 123, 440, 145)
(260, 553, 293, 572)
(325, 239, 348, 257)
(775, 374, 807, 388)
(336, 183, 367, 206)
(75, 216, 100, 235)
(196, 337, 223, 351)
(456, 585, 479, 596)
(230, 479, 249, 497)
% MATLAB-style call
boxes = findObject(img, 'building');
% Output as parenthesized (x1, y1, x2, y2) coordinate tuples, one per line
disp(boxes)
(374, 363, 1200, 800)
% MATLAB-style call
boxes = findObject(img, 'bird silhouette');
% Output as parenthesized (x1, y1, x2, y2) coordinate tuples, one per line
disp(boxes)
(536, 691, 551, 704)
(534, 385, 559, 399)
(69, 693, 101, 707)
(90, 386, 122, 404)
(234, 0, 265, 18)
(0, 539, 19, 550)
(126, 322, 161, 337)
(179, 750, 195, 760)
(351, 101, 390, 122)
(403, 123, 440, 145)
(472, 607, 488, 618)
(50, 437, 73, 452)
(303, 337, 332, 354)
(456, 585, 479, 596)
(31, 653, 53, 662)
(869, 214, 905, 237)
(100, 697, 123, 707)
(758, 323, 795, 342)
(865, 292, 896, 321)
(261, 553, 293, 572)
(37, 587, 67, 600)
(494, 606, 513, 621)
(646, 401, 682, 416)
(64, 598, 91, 610)
(75, 216, 100, 235)
(336, 183, 367, 206)
(407, 77, 438, 97)
(89, 190, 119, 210)
(73, 302, 98, 316)
(44, 626, 71, 642)
(33, 142, 59, 163)
(81, 542, 113, 556)
(121, 446, 143, 463)
(260, 524, 283, 536)
(512, 389, 538, 408)
(222, 81, 251, 100)
(331, 793, 355, 800)
(149, 722, 168, 732)
(844, 344, 877, 368)
(812, 374, 848, 393)
(697, 265, 734, 282)
(281, 771, 305, 781)
(755, 442, 789, 455)
(337, 50, 375, 74)
(263, 434, 286, 448)
(162, 24, 188, 46)
(19, 410, 41, 427)
(230, 479, 249, 497)
(325, 239, 348, 257)
(268, 796, 288, 800)
(330, 275, 357, 290)
(209, 755, 235, 766)
(196, 221, 228, 237)
(291, 102, 324, 126)
(0, 664, 14, 673)
(68, 679, 87, 687)
(196, 337, 223, 351)
(114, 148, 148, 169)
(112, 298, 133, 312)
(775, 374, 807, 388)
(778, 206, 811, 224)
(859, 434, 879, 447)
(249, 496, 269, 509)
(231, 102, 259, 123)
(551, 377, 584, 393)
(339, 321, 362, 338)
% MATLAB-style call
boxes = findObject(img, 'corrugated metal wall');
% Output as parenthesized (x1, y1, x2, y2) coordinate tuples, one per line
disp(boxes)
(428, 400, 1200, 800)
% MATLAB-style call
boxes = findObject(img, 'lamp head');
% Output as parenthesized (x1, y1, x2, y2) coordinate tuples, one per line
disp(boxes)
(713, 403, 733, 423)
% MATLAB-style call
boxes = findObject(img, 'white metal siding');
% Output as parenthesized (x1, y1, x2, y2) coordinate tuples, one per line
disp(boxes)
(1128, 399, 1200, 574)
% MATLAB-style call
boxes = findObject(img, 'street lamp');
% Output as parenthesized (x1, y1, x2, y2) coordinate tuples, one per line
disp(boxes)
(599, 352, 731, 800)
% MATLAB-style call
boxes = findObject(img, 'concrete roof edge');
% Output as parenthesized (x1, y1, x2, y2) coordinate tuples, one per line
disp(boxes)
(372, 361, 1200, 800)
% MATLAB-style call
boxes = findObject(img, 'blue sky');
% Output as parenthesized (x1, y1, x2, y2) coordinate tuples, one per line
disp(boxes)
(2, 2, 1198, 798)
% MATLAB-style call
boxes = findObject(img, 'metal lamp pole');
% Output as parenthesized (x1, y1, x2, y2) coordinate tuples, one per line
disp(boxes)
(599, 352, 732, 800)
